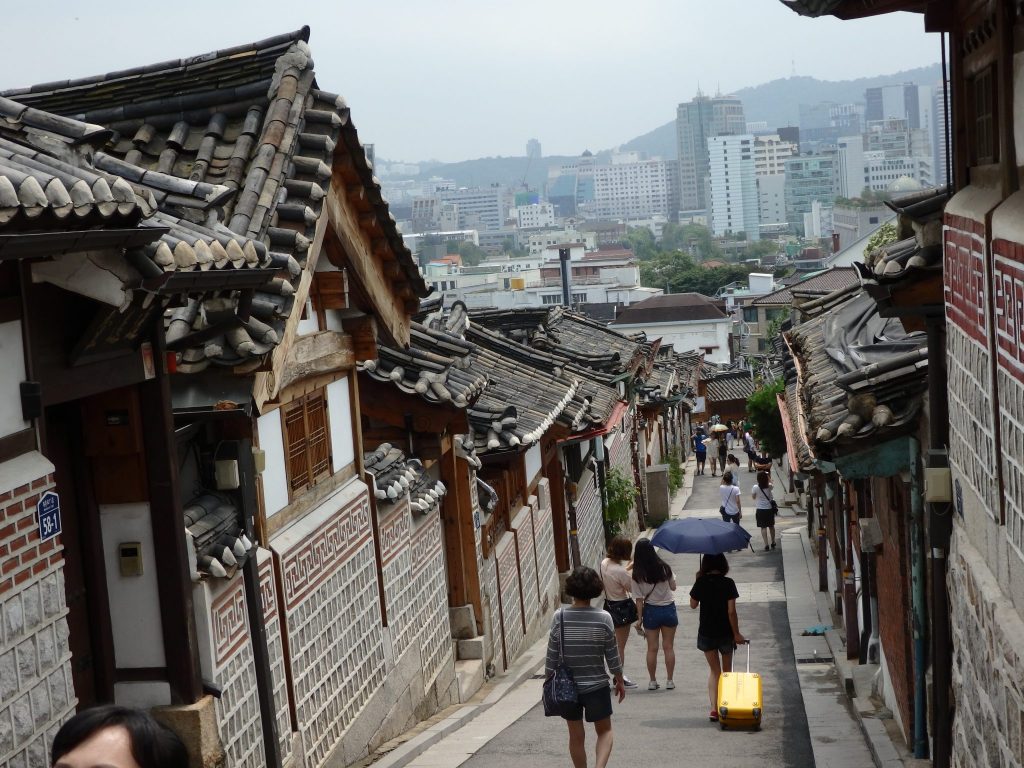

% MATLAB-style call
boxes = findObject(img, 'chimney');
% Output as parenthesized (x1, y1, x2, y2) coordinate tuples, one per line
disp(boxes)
(558, 247, 572, 306)
(832, 232, 840, 253)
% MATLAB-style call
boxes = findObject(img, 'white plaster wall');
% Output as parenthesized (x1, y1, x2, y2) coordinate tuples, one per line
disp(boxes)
(612, 319, 731, 363)
(99, 503, 166, 670)
(0, 321, 28, 439)
(328, 377, 355, 472)
(524, 443, 542, 487)
(257, 410, 289, 517)
(297, 298, 319, 336)
(324, 309, 345, 332)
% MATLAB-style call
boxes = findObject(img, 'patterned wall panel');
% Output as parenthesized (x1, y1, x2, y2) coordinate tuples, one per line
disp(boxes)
(494, 532, 524, 668)
(272, 482, 386, 768)
(532, 481, 558, 605)
(945, 216, 999, 519)
(994, 239, 1024, 554)
(378, 500, 417, 662)
(575, 470, 604, 571)
(258, 550, 292, 764)
(409, 514, 452, 687)
(510, 505, 540, 634)
(209, 575, 265, 767)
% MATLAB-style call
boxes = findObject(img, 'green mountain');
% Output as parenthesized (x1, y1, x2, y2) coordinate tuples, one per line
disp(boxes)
(391, 63, 943, 187)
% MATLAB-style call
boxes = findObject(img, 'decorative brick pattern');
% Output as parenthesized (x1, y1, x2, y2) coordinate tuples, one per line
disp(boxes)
(0, 470, 75, 768)
(379, 501, 417, 662)
(479, 542, 502, 672)
(948, 324, 999, 518)
(945, 216, 988, 347)
(494, 532, 524, 669)
(948, 531, 1024, 768)
(575, 471, 603, 571)
(258, 553, 292, 765)
(208, 576, 264, 768)
(510, 506, 539, 634)
(409, 514, 451, 687)
(273, 486, 386, 768)
(532, 482, 558, 609)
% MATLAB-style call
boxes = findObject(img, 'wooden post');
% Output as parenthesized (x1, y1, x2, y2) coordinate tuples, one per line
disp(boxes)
(546, 456, 570, 572)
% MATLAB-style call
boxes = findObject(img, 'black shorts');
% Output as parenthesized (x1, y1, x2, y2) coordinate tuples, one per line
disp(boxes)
(562, 685, 613, 722)
(697, 634, 736, 654)
(755, 508, 776, 528)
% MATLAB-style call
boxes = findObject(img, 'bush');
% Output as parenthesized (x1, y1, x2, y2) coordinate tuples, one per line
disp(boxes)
(746, 379, 786, 458)
(603, 466, 637, 536)
(667, 450, 684, 496)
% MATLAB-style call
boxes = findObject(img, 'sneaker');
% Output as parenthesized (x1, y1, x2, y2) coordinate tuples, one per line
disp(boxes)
(623, 677, 638, 689)
(666, 680, 675, 690)
(709, 709, 719, 721)
(648, 680, 660, 691)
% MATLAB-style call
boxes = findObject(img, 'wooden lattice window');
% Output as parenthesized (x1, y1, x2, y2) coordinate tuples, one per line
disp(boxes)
(971, 66, 997, 165)
(283, 389, 332, 496)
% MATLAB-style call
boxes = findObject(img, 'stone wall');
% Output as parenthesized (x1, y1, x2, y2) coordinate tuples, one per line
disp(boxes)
(575, 469, 603, 571)
(0, 457, 75, 768)
(609, 429, 640, 541)
(948, 529, 1024, 768)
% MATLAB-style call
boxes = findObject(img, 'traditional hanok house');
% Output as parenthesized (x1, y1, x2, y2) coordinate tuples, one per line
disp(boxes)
(668, 350, 705, 457)
(358, 301, 631, 682)
(700, 371, 757, 430)
(781, 268, 933, 756)
(2, 27, 456, 768)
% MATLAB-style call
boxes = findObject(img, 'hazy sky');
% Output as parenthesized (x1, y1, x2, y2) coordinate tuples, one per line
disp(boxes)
(0, 2, 939, 163)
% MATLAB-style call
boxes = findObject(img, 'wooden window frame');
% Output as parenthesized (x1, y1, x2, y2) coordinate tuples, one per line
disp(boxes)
(969, 65, 998, 166)
(281, 388, 333, 502)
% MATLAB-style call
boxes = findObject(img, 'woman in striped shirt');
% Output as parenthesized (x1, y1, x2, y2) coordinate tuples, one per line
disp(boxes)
(546, 566, 626, 768)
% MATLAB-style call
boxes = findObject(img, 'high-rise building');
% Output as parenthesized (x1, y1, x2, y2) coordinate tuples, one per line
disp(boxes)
(865, 83, 931, 133)
(708, 135, 759, 240)
(784, 155, 837, 235)
(753, 134, 798, 176)
(836, 135, 867, 198)
(527, 138, 542, 159)
(588, 156, 679, 221)
(932, 83, 950, 187)
(757, 174, 787, 227)
(675, 91, 746, 214)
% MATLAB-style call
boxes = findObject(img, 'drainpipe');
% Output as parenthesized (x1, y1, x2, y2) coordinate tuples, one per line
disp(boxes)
(594, 437, 610, 538)
(558, 247, 572, 306)
(908, 438, 929, 760)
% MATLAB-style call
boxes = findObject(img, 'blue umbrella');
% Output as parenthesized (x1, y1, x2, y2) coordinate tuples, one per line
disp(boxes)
(650, 517, 752, 554)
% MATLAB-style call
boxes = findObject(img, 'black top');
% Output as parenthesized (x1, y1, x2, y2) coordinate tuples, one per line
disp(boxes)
(689, 573, 739, 639)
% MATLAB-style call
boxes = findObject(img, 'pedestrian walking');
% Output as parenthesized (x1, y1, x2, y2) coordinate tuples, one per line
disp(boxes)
(51, 704, 188, 768)
(717, 436, 727, 473)
(600, 536, 638, 689)
(546, 566, 626, 768)
(704, 434, 721, 476)
(693, 429, 707, 475)
(743, 430, 758, 472)
(630, 538, 678, 691)
(751, 470, 778, 551)
(719, 472, 742, 524)
(689, 554, 747, 722)
(726, 454, 742, 485)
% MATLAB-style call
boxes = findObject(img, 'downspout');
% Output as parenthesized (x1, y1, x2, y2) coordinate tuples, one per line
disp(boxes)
(908, 438, 929, 760)
(594, 436, 610, 538)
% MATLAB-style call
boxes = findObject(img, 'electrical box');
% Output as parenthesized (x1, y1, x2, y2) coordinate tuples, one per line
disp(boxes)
(859, 518, 882, 552)
(119, 542, 143, 577)
(924, 467, 953, 503)
(252, 447, 266, 474)
(215, 459, 240, 490)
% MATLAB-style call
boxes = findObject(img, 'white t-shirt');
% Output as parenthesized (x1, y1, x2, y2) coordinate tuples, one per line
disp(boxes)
(720, 484, 741, 516)
(752, 484, 775, 510)
(631, 573, 677, 606)
(600, 558, 632, 601)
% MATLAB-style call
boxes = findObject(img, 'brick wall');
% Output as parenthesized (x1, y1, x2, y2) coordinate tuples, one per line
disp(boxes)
(948, 528, 1024, 768)
(575, 470, 603, 572)
(871, 478, 914, 741)
(0, 464, 76, 767)
(494, 532, 524, 669)
(531, 482, 558, 614)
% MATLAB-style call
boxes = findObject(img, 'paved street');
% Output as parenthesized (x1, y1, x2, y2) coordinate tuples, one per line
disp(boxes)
(406, 461, 816, 768)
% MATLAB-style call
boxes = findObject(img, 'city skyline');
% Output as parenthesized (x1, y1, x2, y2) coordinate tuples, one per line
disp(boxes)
(0, 1, 940, 163)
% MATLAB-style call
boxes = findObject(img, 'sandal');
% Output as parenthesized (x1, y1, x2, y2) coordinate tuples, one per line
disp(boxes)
(709, 709, 719, 721)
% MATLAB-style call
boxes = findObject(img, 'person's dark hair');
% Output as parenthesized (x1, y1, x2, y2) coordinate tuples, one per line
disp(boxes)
(700, 553, 729, 576)
(52, 705, 188, 768)
(606, 536, 632, 563)
(632, 538, 672, 584)
(722, 471, 733, 486)
(757, 470, 771, 490)
(565, 565, 604, 601)
(727, 454, 740, 466)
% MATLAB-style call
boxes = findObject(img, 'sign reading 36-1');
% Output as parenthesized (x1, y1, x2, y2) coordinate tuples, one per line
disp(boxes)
(37, 491, 61, 542)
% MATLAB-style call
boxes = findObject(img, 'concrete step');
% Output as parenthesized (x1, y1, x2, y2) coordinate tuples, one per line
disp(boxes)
(456, 637, 484, 660)
(454, 659, 484, 703)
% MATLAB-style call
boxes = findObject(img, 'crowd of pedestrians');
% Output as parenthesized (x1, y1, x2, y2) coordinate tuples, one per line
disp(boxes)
(545, 416, 775, 767)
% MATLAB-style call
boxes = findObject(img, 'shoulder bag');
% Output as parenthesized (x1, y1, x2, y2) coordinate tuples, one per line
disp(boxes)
(760, 486, 779, 514)
(543, 609, 579, 717)
(601, 563, 638, 627)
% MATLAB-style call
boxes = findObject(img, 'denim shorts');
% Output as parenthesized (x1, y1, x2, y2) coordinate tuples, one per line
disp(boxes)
(643, 602, 679, 629)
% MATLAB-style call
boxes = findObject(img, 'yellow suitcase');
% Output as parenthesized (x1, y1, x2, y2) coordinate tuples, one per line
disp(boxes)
(717, 643, 762, 730)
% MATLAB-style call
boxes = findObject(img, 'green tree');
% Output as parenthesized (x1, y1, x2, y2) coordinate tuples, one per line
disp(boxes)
(457, 241, 488, 266)
(746, 379, 786, 458)
(865, 221, 898, 257)
(624, 227, 658, 260)
(602, 466, 638, 536)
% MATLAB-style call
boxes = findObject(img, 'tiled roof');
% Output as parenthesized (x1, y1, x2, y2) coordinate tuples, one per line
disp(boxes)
(183, 493, 254, 579)
(751, 267, 859, 306)
(611, 293, 727, 325)
(705, 371, 756, 403)
(3, 28, 426, 371)
(364, 443, 446, 515)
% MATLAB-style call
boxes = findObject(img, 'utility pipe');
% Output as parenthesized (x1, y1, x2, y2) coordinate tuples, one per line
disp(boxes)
(908, 438, 929, 760)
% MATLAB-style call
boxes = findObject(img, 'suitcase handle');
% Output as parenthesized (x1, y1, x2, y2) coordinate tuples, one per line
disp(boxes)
(745, 640, 750, 674)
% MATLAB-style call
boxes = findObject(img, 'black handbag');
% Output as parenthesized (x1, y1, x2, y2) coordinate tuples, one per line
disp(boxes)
(603, 598, 638, 627)
(543, 609, 579, 717)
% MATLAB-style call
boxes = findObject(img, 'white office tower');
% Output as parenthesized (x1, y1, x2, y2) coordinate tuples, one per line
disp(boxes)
(708, 134, 760, 240)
